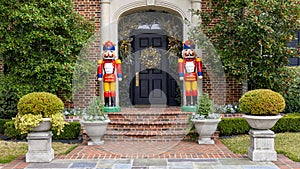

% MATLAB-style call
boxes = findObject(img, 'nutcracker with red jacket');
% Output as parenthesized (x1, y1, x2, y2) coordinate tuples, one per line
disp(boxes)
(178, 40, 203, 106)
(98, 41, 122, 107)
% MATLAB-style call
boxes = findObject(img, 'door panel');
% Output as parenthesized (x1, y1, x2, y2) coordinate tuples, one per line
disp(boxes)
(130, 32, 180, 106)
(133, 33, 167, 105)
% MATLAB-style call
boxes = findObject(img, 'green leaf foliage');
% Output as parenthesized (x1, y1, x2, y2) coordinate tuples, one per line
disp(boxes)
(0, 0, 95, 104)
(196, 0, 300, 91)
(283, 66, 300, 113)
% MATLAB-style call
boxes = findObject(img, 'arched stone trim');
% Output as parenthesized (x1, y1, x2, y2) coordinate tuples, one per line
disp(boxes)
(112, 1, 188, 21)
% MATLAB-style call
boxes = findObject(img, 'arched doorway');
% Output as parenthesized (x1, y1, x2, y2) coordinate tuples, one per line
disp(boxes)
(118, 10, 183, 106)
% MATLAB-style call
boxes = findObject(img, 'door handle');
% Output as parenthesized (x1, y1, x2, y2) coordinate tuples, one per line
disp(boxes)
(136, 72, 139, 87)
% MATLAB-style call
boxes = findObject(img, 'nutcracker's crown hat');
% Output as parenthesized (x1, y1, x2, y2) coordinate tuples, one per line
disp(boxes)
(183, 40, 195, 49)
(103, 40, 115, 51)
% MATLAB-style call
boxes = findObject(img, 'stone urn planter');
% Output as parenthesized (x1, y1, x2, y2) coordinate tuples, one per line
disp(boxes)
(81, 96, 110, 145)
(239, 89, 285, 162)
(192, 118, 221, 144)
(82, 119, 110, 145)
(31, 118, 51, 132)
(191, 93, 221, 145)
(243, 114, 282, 130)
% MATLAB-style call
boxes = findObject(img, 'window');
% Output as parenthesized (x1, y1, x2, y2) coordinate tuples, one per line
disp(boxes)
(288, 30, 300, 66)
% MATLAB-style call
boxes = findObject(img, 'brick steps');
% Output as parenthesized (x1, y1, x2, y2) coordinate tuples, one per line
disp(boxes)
(103, 108, 192, 142)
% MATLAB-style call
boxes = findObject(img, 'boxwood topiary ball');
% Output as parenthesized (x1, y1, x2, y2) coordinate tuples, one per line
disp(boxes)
(17, 92, 64, 117)
(239, 89, 285, 115)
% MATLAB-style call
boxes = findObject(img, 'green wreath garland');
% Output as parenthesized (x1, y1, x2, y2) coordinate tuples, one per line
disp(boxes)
(140, 47, 162, 69)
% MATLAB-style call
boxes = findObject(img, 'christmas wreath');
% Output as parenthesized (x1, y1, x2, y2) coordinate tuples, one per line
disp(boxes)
(140, 47, 162, 69)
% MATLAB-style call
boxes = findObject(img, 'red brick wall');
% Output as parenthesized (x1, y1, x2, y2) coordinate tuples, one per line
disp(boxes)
(71, 0, 101, 108)
(73, 0, 101, 31)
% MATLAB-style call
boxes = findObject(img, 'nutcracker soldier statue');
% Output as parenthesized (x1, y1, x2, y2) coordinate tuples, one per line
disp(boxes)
(178, 40, 203, 106)
(98, 41, 122, 107)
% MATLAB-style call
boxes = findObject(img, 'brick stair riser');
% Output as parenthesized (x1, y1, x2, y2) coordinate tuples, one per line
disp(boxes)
(102, 110, 193, 141)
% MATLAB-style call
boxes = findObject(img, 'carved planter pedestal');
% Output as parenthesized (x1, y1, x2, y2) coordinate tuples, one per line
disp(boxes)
(248, 129, 276, 162)
(82, 119, 110, 145)
(26, 118, 54, 162)
(243, 115, 282, 162)
(192, 119, 221, 144)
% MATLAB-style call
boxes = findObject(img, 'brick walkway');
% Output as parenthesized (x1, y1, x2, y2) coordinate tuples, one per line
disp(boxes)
(1, 140, 300, 169)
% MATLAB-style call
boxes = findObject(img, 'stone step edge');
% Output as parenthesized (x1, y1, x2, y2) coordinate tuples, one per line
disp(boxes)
(108, 121, 190, 125)
(105, 130, 190, 136)
(108, 111, 193, 116)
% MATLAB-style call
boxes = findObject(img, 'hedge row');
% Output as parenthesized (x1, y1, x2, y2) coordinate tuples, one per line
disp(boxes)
(218, 113, 300, 136)
(218, 118, 250, 136)
(0, 119, 10, 134)
(2, 121, 81, 140)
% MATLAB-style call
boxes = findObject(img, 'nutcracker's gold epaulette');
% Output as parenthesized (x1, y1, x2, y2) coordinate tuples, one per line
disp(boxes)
(196, 57, 202, 62)
(116, 59, 121, 64)
(98, 60, 103, 64)
(178, 58, 183, 63)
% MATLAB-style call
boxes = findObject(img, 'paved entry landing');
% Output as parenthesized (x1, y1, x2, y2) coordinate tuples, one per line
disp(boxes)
(3, 141, 299, 169)
(57, 140, 245, 159)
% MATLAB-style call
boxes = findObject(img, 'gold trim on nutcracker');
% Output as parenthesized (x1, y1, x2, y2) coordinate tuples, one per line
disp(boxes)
(140, 47, 162, 69)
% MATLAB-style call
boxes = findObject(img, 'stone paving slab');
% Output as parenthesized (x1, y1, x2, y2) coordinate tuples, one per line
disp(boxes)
(133, 159, 167, 166)
(22, 158, 281, 169)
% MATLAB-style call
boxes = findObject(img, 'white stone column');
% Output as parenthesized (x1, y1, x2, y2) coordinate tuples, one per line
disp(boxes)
(192, 0, 203, 102)
(101, 0, 111, 45)
(191, 0, 202, 24)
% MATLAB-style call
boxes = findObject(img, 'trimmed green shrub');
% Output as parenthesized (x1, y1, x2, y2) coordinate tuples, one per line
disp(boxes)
(218, 118, 250, 136)
(52, 122, 81, 140)
(0, 119, 10, 134)
(4, 121, 26, 140)
(239, 89, 285, 115)
(14, 92, 68, 135)
(17, 92, 64, 116)
(272, 113, 300, 133)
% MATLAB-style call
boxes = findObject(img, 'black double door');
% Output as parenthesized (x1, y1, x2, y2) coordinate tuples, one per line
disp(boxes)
(130, 32, 179, 106)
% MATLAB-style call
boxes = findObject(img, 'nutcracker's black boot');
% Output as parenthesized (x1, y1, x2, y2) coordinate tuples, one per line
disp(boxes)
(104, 97, 110, 107)
(186, 96, 191, 106)
(110, 97, 116, 107)
(192, 96, 198, 106)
